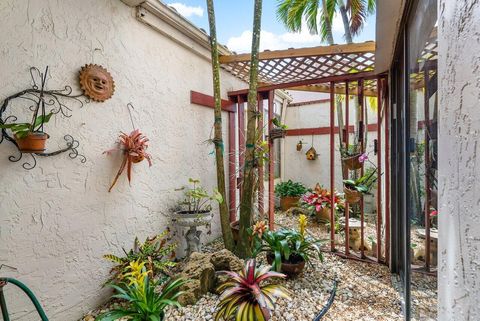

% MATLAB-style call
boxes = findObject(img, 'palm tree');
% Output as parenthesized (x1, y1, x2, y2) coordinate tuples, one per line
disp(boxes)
(237, 0, 264, 258)
(206, 0, 235, 251)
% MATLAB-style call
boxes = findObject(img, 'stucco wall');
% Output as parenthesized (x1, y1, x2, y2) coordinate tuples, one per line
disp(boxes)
(0, 0, 246, 320)
(438, 1, 480, 320)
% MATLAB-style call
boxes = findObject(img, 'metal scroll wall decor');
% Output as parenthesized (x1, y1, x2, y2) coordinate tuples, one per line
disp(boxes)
(79, 64, 115, 102)
(0, 67, 86, 170)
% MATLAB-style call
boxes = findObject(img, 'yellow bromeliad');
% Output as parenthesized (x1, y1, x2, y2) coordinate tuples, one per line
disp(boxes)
(123, 259, 149, 288)
(299, 214, 307, 237)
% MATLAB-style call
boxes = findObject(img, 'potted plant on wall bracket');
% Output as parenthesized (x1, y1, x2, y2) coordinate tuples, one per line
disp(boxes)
(0, 66, 86, 170)
(275, 180, 307, 211)
(269, 117, 287, 140)
(340, 142, 363, 170)
(104, 103, 152, 192)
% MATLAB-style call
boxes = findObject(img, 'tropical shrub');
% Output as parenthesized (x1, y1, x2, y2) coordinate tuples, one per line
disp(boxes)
(215, 259, 290, 321)
(274, 180, 307, 198)
(343, 167, 378, 195)
(103, 230, 177, 284)
(96, 261, 187, 321)
(252, 216, 323, 272)
(300, 184, 344, 214)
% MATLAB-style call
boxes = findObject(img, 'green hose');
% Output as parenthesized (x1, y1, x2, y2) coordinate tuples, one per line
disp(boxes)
(0, 277, 49, 321)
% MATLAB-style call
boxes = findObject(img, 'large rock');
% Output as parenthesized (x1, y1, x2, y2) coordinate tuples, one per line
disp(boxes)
(177, 250, 244, 305)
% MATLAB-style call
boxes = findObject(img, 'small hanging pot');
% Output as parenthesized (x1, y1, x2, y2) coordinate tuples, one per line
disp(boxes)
(344, 187, 362, 204)
(15, 132, 49, 152)
(342, 154, 362, 170)
(269, 128, 286, 140)
(306, 147, 317, 160)
(296, 141, 303, 151)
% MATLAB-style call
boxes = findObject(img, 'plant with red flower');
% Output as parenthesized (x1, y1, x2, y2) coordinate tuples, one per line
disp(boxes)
(300, 184, 343, 214)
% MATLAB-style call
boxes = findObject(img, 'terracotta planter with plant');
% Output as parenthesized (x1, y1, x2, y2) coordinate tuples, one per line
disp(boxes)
(252, 215, 323, 278)
(299, 184, 344, 223)
(0, 113, 53, 153)
(275, 180, 307, 211)
(269, 117, 287, 141)
(344, 187, 362, 204)
(343, 167, 378, 204)
(342, 154, 362, 170)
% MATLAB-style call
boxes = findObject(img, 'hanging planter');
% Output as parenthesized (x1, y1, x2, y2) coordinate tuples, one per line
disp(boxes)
(342, 153, 362, 170)
(296, 140, 304, 151)
(269, 127, 286, 140)
(344, 187, 362, 204)
(15, 132, 49, 152)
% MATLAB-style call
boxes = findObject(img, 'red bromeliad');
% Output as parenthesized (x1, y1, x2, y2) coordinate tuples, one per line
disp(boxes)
(301, 184, 343, 212)
(215, 259, 290, 321)
(104, 129, 152, 192)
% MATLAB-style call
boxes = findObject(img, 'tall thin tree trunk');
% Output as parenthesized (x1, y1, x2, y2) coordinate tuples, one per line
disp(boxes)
(338, 0, 353, 43)
(322, 0, 335, 45)
(237, 0, 263, 258)
(206, 0, 234, 251)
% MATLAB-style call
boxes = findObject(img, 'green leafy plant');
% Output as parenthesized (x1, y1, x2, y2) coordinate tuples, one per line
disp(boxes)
(274, 180, 307, 198)
(272, 117, 288, 130)
(0, 113, 53, 138)
(97, 261, 187, 321)
(343, 168, 378, 195)
(177, 178, 223, 213)
(253, 216, 323, 272)
(215, 259, 290, 321)
(340, 142, 361, 158)
(103, 230, 177, 284)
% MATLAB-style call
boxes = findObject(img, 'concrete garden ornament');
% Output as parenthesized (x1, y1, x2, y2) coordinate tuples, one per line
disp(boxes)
(79, 64, 115, 102)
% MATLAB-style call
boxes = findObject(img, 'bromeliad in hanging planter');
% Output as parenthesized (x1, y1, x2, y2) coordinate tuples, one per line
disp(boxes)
(269, 117, 287, 140)
(343, 165, 378, 204)
(104, 104, 152, 192)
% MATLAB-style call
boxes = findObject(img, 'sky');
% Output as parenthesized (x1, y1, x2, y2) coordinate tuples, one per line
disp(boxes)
(166, 1, 376, 53)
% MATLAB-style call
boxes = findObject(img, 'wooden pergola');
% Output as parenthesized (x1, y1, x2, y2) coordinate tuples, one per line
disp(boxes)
(216, 41, 391, 265)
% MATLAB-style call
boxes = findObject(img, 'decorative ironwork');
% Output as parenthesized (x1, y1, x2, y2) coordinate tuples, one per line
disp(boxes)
(0, 66, 87, 170)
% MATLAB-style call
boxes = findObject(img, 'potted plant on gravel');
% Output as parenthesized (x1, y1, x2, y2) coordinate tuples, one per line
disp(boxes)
(300, 184, 344, 223)
(215, 259, 290, 321)
(0, 112, 53, 152)
(275, 180, 307, 211)
(343, 166, 378, 204)
(253, 215, 323, 277)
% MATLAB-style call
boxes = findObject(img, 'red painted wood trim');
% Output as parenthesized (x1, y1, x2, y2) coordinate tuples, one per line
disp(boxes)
(285, 124, 378, 136)
(329, 82, 335, 252)
(359, 78, 366, 259)
(345, 81, 350, 256)
(238, 96, 245, 192)
(268, 90, 275, 230)
(190, 91, 236, 113)
(257, 95, 265, 217)
(288, 98, 331, 107)
(228, 111, 237, 222)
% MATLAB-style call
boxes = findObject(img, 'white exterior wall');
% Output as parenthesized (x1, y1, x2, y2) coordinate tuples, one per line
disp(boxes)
(0, 0, 246, 320)
(438, 1, 480, 320)
(282, 93, 378, 192)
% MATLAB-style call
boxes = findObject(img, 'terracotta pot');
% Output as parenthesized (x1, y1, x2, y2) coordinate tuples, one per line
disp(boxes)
(342, 154, 362, 170)
(230, 220, 240, 242)
(344, 187, 362, 204)
(131, 154, 144, 163)
(14, 132, 48, 152)
(315, 207, 331, 223)
(269, 128, 286, 140)
(280, 196, 300, 211)
(267, 253, 305, 277)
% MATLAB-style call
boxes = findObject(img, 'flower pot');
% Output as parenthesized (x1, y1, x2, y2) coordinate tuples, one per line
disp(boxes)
(230, 220, 240, 242)
(14, 132, 48, 153)
(344, 187, 362, 204)
(342, 154, 362, 170)
(267, 253, 305, 277)
(280, 196, 299, 211)
(269, 128, 286, 140)
(315, 207, 331, 223)
(172, 210, 212, 227)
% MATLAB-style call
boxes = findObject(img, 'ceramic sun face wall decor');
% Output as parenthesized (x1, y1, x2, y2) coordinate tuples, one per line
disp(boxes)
(306, 146, 317, 160)
(79, 64, 115, 102)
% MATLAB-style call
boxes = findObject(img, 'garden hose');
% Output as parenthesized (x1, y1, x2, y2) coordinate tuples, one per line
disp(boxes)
(0, 278, 49, 321)
(313, 279, 338, 321)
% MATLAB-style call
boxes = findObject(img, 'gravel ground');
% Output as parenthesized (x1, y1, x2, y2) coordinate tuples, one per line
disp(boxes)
(82, 213, 437, 321)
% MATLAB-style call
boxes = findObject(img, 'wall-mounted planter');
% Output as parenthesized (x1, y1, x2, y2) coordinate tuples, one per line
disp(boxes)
(342, 154, 362, 170)
(269, 128, 286, 140)
(344, 187, 362, 204)
(14, 132, 49, 153)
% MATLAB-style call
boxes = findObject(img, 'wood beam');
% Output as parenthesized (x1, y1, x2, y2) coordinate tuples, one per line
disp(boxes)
(288, 85, 378, 97)
(191, 91, 235, 112)
(219, 41, 375, 64)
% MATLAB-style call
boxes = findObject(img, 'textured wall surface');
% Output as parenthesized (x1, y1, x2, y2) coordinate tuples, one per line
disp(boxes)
(0, 0, 245, 320)
(438, 1, 480, 320)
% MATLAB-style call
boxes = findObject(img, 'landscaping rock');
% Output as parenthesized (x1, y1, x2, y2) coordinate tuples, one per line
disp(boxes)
(210, 249, 243, 272)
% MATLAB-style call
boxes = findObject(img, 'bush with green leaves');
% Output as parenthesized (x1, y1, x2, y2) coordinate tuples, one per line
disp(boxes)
(103, 230, 177, 284)
(177, 178, 223, 213)
(274, 180, 307, 198)
(343, 167, 378, 195)
(96, 262, 187, 321)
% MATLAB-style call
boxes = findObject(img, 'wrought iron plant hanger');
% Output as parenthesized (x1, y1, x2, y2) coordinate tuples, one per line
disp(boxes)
(0, 66, 86, 170)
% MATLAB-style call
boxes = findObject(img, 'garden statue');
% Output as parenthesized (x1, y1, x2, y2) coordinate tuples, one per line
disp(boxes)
(185, 226, 202, 256)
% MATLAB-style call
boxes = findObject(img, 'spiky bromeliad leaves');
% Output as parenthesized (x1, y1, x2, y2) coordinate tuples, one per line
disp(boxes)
(104, 129, 152, 192)
(103, 230, 177, 284)
(215, 259, 291, 321)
